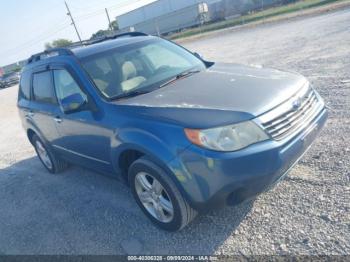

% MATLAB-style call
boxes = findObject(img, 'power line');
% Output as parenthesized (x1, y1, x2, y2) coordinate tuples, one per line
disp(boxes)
(0, 22, 71, 57)
(0, 23, 72, 65)
(73, 0, 148, 22)
(69, 0, 124, 14)
(1, 0, 155, 63)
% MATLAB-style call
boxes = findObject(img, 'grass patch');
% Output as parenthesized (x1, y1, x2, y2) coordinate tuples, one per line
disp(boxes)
(170, 0, 346, 40)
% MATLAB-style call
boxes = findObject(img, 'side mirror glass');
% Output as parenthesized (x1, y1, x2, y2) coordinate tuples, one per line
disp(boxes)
(61, 93, 86, 114)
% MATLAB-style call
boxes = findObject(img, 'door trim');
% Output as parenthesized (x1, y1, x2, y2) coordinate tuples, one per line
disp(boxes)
(53, 144, 110, 165)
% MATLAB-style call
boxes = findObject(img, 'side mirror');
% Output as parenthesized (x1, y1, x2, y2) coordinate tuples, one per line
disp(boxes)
(193, 52, 214, 68)
(61, 93, 86, 114)
(193, 52, 202, 60)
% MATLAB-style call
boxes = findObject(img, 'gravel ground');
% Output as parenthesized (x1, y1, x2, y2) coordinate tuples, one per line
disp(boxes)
(0, 8, 349, 256)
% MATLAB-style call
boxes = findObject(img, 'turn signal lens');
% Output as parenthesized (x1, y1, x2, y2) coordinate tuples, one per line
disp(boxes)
(184, 128, 202, 146)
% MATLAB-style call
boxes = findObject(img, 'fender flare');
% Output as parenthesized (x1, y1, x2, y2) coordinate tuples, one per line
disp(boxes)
(25, 118, 49, 146)
(110, 128, 195, 206)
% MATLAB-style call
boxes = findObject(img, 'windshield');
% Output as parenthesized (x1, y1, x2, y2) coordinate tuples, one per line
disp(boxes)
(81, 38, 206, 100)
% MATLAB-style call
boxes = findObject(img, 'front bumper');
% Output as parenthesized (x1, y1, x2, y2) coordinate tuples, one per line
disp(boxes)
(169, 108, 328, 212)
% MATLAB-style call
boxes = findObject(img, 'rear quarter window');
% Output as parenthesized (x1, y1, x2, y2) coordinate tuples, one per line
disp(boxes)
(19, 71, 31, 100)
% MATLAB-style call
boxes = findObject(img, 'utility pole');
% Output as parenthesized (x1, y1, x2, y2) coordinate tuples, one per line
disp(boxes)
(105, 8, 113, 31)
(65, 1, 82, 44)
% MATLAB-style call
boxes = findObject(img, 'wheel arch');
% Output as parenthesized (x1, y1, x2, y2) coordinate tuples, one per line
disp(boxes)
(113, 143, 177, 184)
(27, 128, 36, 145)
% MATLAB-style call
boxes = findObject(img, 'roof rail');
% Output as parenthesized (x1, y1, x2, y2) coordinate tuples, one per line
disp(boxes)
(27, 48, 74, 65)
(87, 32, 149, 45)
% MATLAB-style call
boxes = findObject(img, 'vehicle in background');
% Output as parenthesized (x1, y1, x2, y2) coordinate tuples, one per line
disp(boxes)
(0, 77, 6, 88)
(0, 72, 20, 88)
(17, 32, 327, 231)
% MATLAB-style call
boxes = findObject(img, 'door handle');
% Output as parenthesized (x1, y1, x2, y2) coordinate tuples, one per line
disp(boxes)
(54, 117, 62, 124)
(24, 110, 34, 117)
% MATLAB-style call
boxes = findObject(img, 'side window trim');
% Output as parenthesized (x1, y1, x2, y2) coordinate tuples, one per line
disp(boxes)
(18, 70, 33, 101)
(31, 68, 58, 105)
(50, 64, 89, 100)
(30, 66, 49, 102)
(51, 65, 90, 113)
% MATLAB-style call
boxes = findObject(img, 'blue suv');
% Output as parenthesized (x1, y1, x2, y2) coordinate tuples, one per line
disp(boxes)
(18, 32, 327, 231)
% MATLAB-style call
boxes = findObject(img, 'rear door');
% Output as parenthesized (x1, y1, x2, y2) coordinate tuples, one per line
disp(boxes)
(29, 69, 61, 144)
(18, 70, 33, 124)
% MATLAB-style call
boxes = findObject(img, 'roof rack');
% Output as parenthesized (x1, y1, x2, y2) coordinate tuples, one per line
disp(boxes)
(27, 48, 74, 65)
(26, 32, 148, 65)
(86, 32, 149, 45)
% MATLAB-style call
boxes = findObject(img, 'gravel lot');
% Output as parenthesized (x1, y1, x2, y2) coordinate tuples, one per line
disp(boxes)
(0, 8, 349, 255)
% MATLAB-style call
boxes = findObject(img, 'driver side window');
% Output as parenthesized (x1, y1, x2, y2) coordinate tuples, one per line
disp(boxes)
(53, 69, 87, 103)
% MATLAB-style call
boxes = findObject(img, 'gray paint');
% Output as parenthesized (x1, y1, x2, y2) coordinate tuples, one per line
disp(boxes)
(117, 0, 295, 33)
(126, 4, 210, 35)
(118, 62, 306, 119)
(117, 0, 207, 28)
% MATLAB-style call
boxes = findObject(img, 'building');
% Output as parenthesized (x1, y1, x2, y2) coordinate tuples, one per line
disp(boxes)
(222, 0, 296, 18)
(1, 60, 26, 74)
(116, 0, 295, 35)
(116, 0, 218, 35)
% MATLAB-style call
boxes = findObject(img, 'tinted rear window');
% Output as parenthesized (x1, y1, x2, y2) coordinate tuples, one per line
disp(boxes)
(32, 71, 57, 104)
(19, 71, 31, 100)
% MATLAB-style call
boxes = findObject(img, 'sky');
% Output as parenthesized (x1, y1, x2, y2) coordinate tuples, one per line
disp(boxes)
(0, 0, 157, 67)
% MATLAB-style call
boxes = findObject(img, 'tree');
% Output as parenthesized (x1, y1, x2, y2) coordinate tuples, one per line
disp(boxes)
(110, 20, 119, 31)
(90, 19, 119, 40)
(45, 39, 73, 49)
(90, 30, 109, 40)
(12, 66, 22, 73)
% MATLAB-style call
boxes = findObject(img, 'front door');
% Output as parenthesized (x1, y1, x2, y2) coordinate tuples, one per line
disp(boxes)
(51, 67, 112, 173)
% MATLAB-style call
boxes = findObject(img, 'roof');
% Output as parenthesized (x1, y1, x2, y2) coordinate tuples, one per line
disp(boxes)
(24, 33, 156, 69)
(71, 35, 155, 59)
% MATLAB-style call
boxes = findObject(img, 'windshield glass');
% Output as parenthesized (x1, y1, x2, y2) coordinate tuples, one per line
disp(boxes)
(81, 38, 206, 99)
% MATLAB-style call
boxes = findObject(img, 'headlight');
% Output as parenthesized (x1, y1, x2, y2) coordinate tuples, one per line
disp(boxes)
(184, 121, 269, 152)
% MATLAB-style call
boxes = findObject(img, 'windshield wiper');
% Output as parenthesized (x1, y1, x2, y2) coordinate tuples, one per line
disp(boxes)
(159, 70, 201, 88)
(111, 89, 151, 100)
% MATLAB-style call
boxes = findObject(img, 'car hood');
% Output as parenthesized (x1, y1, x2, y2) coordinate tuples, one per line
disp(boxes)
(116, 63, 307, 129)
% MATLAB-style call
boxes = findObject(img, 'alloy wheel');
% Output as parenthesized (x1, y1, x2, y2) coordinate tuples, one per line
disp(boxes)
(135, 172, 174, 223)
(35, 140, 53, 170)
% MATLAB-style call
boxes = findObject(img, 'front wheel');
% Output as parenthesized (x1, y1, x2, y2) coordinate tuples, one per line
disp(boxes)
(129, 157, 197, 231)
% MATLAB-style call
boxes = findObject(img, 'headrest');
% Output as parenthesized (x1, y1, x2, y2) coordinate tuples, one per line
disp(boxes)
(122, 61, 137, 80)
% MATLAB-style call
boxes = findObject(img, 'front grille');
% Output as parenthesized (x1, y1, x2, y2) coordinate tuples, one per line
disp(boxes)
(260, 86, 323, 140)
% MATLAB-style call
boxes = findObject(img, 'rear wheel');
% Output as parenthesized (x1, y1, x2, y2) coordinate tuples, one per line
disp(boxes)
(129, 157, 197, 231)
(32, 134, 68, 174)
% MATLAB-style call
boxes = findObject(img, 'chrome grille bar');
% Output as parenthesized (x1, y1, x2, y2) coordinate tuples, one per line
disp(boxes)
(259, 84, 324, 140)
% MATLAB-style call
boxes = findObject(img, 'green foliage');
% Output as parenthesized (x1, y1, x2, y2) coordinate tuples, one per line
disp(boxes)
(45, 39, 73, 49)
(90, 20, 119, 40)
(12, 67, 22, 73)
(90, 30, 110, 40)
(111, 20, 119, 30)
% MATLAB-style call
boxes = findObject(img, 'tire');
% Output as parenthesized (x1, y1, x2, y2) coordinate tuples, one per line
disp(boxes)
(32, 134, 68, 174)
(129, 157, 197, 231)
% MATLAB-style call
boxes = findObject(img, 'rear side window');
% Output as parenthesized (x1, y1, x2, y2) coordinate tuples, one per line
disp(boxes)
(32, 71, 57, 104)
(19, 71, 31, 100)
